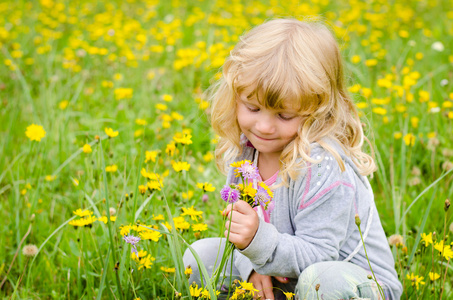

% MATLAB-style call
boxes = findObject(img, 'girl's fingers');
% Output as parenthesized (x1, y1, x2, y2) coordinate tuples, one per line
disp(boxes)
(222, 200, 254, 216)
(274, 276, 289, 283)
(262, 276, 274, 300)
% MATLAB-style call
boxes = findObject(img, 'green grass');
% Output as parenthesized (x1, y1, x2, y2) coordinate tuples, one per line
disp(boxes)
(0, 0, 452, 298)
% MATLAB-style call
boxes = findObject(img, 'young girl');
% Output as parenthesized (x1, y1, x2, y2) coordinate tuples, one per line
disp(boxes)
(183, 18, 402, 300)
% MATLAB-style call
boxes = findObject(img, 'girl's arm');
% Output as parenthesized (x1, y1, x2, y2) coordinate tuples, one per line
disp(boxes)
(237, 150, 358, 278)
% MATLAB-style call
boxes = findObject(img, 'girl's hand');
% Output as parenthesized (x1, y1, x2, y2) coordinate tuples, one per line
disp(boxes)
(249, 272, 290, 300)
(222, 200, 259, 250)
(249, 271, 274, 299)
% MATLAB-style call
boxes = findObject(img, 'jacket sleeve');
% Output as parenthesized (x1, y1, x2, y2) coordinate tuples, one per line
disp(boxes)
(237, 150, 356, 278)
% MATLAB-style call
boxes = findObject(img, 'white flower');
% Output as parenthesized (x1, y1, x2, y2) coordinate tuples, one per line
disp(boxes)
(440, 79, 448, 87)
(408, 40, 416, 46)
(431, 41, 445, 52)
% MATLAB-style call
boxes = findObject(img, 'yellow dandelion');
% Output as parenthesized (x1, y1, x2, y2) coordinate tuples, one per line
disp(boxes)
(429, 272, 440, 281)
(59, 100, 69, 110)
(45, 175, 57, 181)
(181, 206, 203, 221)
(171, 161, 190, 172)
(26, 124, 46, 142)
(138, 185, 147, 194)
(105, 165, 118, 173)
(82, 144, 92, 153)
(104, 127, 119, 138)
(185, 266, 193, 275)
(403, 133, 416, 146)
(192, 223, 208, 232)
(162, 94, 173, 102)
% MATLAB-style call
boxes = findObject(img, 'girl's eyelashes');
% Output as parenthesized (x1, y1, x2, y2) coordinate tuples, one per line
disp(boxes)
(278, 114, 295, 121)
(246, 105, 260, 112)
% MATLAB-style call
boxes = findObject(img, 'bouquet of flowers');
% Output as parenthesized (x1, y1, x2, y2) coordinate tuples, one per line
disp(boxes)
(220, 160, 274, 210)
(211, 159, 274, 291)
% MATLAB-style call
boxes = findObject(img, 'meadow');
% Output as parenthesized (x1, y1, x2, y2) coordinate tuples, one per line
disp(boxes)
(0, 0, 452, 299)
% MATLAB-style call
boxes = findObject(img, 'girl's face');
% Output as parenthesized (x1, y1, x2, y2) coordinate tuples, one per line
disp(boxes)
(236, 92, 302, 160)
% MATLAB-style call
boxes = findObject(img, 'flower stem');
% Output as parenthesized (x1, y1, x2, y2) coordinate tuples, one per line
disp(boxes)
(356, 220, 385, 299)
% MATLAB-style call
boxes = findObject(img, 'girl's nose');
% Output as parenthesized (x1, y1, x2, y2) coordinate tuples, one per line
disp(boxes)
(255, 114, 276, 135)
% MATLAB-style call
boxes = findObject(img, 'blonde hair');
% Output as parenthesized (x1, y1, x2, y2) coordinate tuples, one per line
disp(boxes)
(209, 18, 376, 186)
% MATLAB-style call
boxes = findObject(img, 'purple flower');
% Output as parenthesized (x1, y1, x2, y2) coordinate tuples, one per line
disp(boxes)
(123, 234, 141, 256)
(236, 161, 259, 180)
(220, 185, 240, 203)
(254, 185, 272, 208)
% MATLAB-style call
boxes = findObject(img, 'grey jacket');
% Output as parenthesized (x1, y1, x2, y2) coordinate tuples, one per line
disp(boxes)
(226, 139, 402, 299)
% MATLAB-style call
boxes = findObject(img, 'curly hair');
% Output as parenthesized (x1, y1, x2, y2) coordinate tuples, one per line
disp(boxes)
(208, 18, 376, 186)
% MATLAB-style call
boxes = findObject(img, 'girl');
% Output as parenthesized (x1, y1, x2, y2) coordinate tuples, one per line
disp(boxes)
(183, 18, 402, 300)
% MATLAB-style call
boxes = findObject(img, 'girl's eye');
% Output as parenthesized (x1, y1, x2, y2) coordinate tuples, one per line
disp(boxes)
(246, 105, 260, 112)
(278, 114, 295, 121)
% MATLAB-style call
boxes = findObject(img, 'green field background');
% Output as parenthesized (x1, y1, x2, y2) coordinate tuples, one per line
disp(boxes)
(1, 0, 452, 298)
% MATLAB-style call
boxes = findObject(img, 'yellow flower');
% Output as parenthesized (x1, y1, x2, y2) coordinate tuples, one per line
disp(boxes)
(182, 190, 194, 199)
(239, 281, 259, 296)
(140, 230, 162, 242)
(406, 273, 425, 290)
(372, 107, 387, 115)
(82, 144, 92, 153)
(145, 150, 159, 163)
(59, 100, 69, 110)
(429, 272, 440, 281)
(173, 132, 192, 145)
(434, 240, 444, 252)
(283, 291, 295, 300)
(114, 88, 133, 100)
(185, 266, 193, 275)
(442, 245, 453, 260)
(104, 127, 118, 138)
(26, 124, 46, 142)
(419, 90, 430, 102)
(203, 152, 214, 162)
(162, 94, 173, 102)
(238, 182, 256, 198)
(420, 232, 433, 246)
(135, 118, 147, 125)
(166, 142, 176, 156)
(190, 284, 202, 297)
(45, 175, 57, 181)
(410, 117, 419, 128)
(351, 55, 361, 64)
(394, 132, 402, 139)
(192, 223, 208, 232)
(348, 84, 361, 93)
(155, 103, 167, 111)
(73, 209, 93, 217)
(160, 266, 175, 273)
(171, 161, 190, 172)
(131, 250, 148, 262)
(152, 214, 164, 221)
(196, 182, 216, 192)
(181, 206, 203, 221)
(138, 254, 155, 270)
(138, 185, 147, 194)
(147, 180, 162, 191)
(173, 216, 190, 231)
(403, 133, 416, 146)
(72, 178, 79, 186)
(105, 165, 118, 173)
(365, 59, 378, 67)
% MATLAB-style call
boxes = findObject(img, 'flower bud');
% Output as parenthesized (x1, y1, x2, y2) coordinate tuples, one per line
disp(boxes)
(355, 214, 361, 226)
(445, 199, 450, 211)
(202, 194, 209, 203)
(315, 283, 320, 291)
